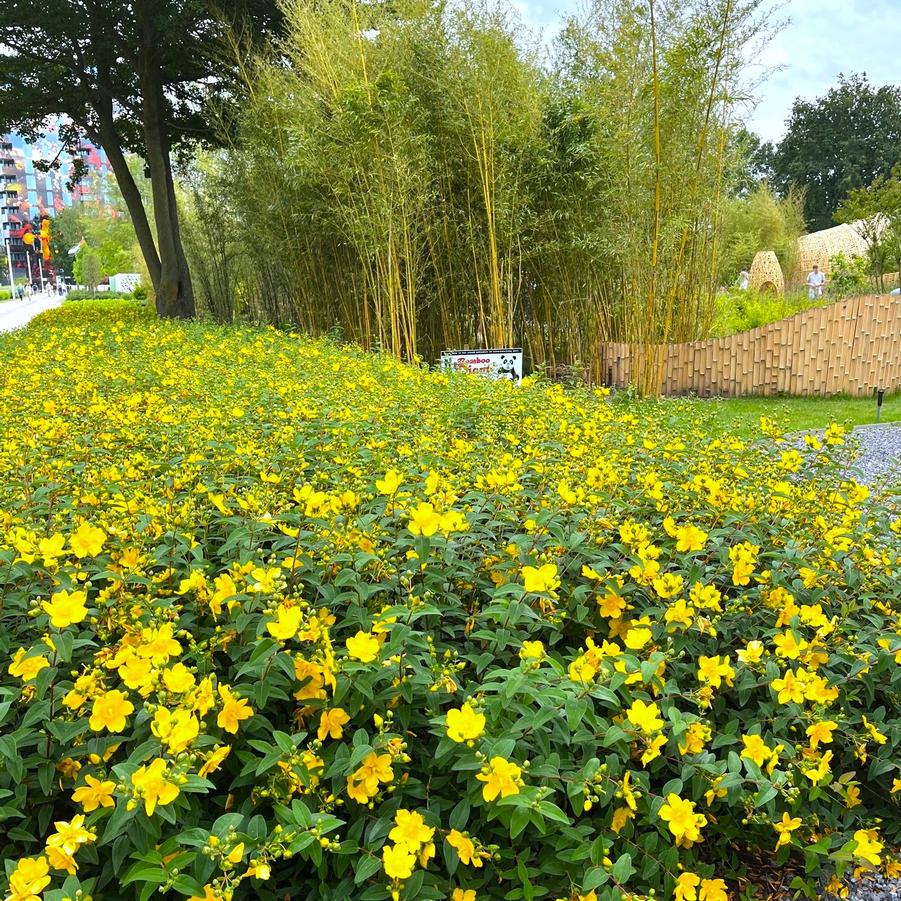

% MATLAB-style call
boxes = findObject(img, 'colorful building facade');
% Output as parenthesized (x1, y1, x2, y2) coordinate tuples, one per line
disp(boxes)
(1, 118, 110, 283)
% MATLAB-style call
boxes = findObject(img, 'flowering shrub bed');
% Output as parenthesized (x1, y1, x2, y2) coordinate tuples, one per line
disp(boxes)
(1, 301, 899, 901)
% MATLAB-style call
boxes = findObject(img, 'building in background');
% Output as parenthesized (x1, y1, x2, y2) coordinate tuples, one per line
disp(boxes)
(1, 117, 111, 283)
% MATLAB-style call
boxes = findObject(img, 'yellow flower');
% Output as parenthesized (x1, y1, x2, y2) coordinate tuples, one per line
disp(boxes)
(806, 720, 837, 750)
(673, 872, 700, 901)
(162, 662, 196, 694)
(522, 563, 560, 594)
(476, 756, 523, 802)
(736, 640, 764, 664)
(447, 830, 482, 867)
(192, 676, 217, 716)
(640, 733, 667, 765)
(243, 861, 271, 880)
(772, 631, 808, 660)
(658, 793, 706, 848)
(130, 757, 180, 816)
(740, 734, 773, 768)
(72, 775, 116, 812)
(70, 522, 106, 558)
(623, 622, 653, 650)
(217, 684, 253, 733)
(598, 591, 626, 618)
(852, 829, 883, 867)
(267, 604, 303, 641)
(41, 589, 88, 628)
(773, 811, 802, 847)
(376, 469, 403, 495)
(674, 523, 707, 552)
(89, 689, 134, 733)
(382, 843, 416, 880)
(46, 813, 95, 856)
(519, 640, 545, 660)
(347, 751, 394, 803)
(652, 572, 684, 599)
(137, 623, 182, 664)
(45, 844, 77, 876)
(209, 573, 237, 617)
(151, 707, 200, 753)
(772, 668, 806, 704)
(862, 715, 888, 745)
(611, 806, 634, 833)
(699, 878, 728, 901)
(664, 598, 695, 627)
(345, 630, 380, 663)
(198, 745, 231, 778)
(407, 502, 442, 536)
(318, 707, 351, 741)
(7, 647, 51, 681)
(678, 722, 711, 755)
(802, 749, 834, 784)
(626, 698, 664, 734)
(388, 809, 435, 850)
(38, 533, 67, 566)
(6, 856, 51, 900)
(697, 655, 734, 688)
(452, 890, 477, 901)
(446, 702, 486, 743)
(56, 757, 81, 780)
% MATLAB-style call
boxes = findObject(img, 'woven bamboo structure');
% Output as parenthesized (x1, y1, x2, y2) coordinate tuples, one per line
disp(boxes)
(598, 294, 901, 396)
(792, 223, 870, 283)
(748, 250, 784, 295)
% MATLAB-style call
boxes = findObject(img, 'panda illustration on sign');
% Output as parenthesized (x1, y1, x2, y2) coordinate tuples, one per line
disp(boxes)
(495, 354, 518, 381)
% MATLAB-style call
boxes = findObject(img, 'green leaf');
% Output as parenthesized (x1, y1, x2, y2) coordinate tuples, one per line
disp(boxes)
(354, 855, 381, 884)
(612, 852, 633, 883)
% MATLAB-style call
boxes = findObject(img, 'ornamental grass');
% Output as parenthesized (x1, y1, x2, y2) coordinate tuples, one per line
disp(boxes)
(0, 301, 899, 901)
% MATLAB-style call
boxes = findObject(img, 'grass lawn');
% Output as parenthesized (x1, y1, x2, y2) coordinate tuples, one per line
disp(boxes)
(636, 392, 901, 440)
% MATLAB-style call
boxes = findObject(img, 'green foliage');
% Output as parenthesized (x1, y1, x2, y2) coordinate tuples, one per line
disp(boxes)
(772, 74, 901, 230)
(73, 247, 103, 294)
(65, 290, 133, 301)
(828, 253, 870, 297)
(718, 185, 805, 285)
(1, 304, 899, 901)
(709, 287, 815, 337)
(186, 0, 774, 383)
(0, 0, 285, 317)
(836, 164, 901, 292)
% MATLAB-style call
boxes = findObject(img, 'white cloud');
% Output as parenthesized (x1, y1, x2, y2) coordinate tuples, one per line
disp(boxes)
(517, 0, 901, 142)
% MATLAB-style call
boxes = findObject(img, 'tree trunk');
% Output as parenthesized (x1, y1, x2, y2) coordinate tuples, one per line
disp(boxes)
(137, 2, 195, 318)
(91, 90, 162, 293)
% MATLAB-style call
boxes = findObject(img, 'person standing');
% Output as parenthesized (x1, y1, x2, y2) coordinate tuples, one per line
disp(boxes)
(738, 269, 750, 291)
(806, 264, 826, 300)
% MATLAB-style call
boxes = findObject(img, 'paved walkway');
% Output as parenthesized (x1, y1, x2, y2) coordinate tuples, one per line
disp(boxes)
(0, 293, 63, 334)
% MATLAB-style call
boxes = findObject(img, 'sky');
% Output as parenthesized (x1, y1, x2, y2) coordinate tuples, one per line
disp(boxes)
(514, 0, 901, 143)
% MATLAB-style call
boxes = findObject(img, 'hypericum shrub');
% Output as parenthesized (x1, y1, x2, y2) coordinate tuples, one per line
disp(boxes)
(0, 302, 899, 901)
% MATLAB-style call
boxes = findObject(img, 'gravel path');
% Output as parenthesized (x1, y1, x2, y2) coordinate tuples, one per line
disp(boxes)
(846, 424, 901, 486)
(0, 293, 63, 334)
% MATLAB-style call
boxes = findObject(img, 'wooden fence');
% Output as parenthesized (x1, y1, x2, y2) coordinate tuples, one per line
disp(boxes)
(598, 294, 901, 396)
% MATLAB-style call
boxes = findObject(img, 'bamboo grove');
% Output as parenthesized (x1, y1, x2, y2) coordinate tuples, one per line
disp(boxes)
(183, 0, 771, 390)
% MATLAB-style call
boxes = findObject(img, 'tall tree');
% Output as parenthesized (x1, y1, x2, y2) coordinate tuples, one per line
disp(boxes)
(0, 1, 282, 317)
(772, 73, 901, 231)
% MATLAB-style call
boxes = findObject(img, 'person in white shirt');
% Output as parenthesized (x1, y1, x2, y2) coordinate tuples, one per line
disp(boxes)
(738, 269, 750, 291)
(806, 264, 826, 300)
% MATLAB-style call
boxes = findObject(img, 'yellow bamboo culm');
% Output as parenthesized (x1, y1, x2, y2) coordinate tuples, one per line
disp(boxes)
(599, 294, 901, 397)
